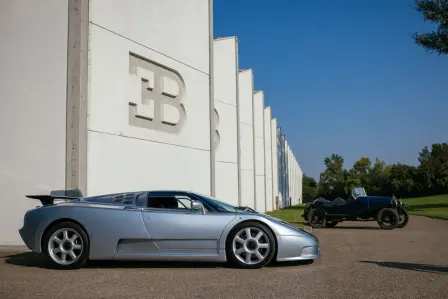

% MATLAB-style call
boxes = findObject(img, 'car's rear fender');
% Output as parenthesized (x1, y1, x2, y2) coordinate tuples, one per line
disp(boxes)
(28, 204, 148, 259)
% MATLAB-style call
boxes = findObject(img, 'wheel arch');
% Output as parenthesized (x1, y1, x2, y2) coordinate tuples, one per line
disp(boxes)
(40, 218, 90, 253)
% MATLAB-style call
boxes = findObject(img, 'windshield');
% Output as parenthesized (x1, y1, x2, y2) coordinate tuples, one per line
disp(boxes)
(192, 193, 246, 213)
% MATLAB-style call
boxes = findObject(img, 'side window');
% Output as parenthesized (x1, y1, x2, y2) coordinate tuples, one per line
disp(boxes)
(176, 196, 192, 209)
(147, 196, 179, 209)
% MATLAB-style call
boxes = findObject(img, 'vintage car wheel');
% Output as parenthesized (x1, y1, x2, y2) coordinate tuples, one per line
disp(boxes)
(226, 221, 276, 269)
(376, 208, 399, 230)
(42, 221, 89, 269)
(396, 207, 409, 228)
(307, 208, 327, 228)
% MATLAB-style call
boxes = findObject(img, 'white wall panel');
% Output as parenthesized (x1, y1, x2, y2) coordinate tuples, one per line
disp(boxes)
(214, 101, 238, 163)
(271, 118, 279, 210)
(88, 131, 210, 195)
(215, 162, 239, 206)
(240, 170, 255, 209)
(0, 0, 69, 245)
(264, 107, 273, 212)
(91, 0, 210, 74)
(238, 70, 255, 209)
(213, 37, 239, 204)
(253, 91, 265, 212)
(87, 5, 211, 196)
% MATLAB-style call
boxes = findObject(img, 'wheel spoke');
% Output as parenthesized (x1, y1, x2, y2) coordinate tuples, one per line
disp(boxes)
(73, 244, 82, 250)
(70, 234, 78, 242)
(235, 247, 245, 255)
(63, 230, 69, 241)
(255, 252, 264, 261)
(245, 228, 251, 239)
(52, 236, 62, 244)
(235, 236, 244, 244)
(69, 251, 77, 260)
(258, 243, 269, 249)
(51, 247, 61, 254)
(61, 253, 67, 263)
(254, 231, 263, 241)
(245, 252, 252, 264)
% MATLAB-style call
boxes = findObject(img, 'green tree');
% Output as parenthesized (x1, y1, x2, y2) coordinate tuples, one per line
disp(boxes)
(318, 154, 346, 198)
(413, 0, 448, 55)
(352, 157, 372, 190)
(418, 142, 448, 194)
(302, 174, 318, 203)
(387, 163, 419, 198)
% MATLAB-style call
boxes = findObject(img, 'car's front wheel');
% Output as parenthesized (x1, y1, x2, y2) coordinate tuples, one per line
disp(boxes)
(376, 208, 399, 230)
(42, 221, 89, 269)
(226, 221, 276, 269)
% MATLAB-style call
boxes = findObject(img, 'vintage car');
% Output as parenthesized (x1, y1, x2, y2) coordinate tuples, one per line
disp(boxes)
(302, 187, 409, 230)
(20, 189, 320, 269)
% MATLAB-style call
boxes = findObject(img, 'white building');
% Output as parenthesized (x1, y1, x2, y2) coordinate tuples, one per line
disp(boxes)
(0, 0, 303, 246)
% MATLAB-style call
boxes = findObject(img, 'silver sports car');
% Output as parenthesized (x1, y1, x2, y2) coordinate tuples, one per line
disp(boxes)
(19, 189, 320, 269)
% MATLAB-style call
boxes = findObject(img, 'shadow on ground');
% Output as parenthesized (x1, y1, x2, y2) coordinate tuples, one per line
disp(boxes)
(360, 261, 448, 274)
(3, 252, 314, 270)
(330, 226, 381, 230)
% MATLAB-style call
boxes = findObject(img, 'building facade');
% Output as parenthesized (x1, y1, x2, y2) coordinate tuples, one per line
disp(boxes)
(0, 0, 302, 246)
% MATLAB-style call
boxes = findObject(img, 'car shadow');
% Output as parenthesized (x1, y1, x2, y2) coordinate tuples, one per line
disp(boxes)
(360, 261, 448, 274)
(330, 226, 381, 230)
(4, 252, 314, 270)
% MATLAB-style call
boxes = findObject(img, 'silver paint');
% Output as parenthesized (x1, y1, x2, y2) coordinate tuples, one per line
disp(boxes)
(19, 191, 320, 265)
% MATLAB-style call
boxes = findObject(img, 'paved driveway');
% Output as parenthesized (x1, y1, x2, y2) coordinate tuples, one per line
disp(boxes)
(1, 215, 447, 299)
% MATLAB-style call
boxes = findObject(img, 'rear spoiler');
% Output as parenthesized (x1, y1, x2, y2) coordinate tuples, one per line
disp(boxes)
(26, 188, 84, 206)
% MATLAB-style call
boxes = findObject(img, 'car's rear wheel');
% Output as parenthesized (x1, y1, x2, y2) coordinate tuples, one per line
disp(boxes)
(376, 208, 399, 230)
(42, 221, 89, 269)
(396, 207, 409, 228)
(226, 221, 276, 269)
(307, 208, 326, 228)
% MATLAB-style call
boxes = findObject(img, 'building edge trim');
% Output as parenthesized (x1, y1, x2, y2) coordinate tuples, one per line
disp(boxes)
(65, 0, 89, 195)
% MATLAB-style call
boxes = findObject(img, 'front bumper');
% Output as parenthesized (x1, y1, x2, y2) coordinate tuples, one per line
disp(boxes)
(276, 235, 321, 262)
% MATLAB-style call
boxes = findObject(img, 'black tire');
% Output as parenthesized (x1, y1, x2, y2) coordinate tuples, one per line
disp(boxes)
(376, 208, 399, 230)
(325, 221, 338, 228)
(226, 221, 276, 269)
(42, 221, 89, 269)
(307, 208, 326, 228)
(396, 207, 409, 228)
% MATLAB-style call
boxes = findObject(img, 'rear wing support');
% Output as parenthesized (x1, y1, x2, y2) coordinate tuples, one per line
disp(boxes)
(26, 188, 84, 206)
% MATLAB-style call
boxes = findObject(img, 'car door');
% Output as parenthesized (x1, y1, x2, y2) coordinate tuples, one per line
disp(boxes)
(141, 192, 236, 256)
(344, 196, 369, 216)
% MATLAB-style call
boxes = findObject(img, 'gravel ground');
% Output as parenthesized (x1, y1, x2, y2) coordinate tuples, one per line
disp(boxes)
(0, 215, 447, 299)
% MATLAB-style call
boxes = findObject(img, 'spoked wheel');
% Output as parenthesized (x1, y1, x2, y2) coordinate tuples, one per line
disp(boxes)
(226, 222, 276, 269)
(43, 221, 89, 269)
(376, 208, 399, 230)
(307, 208, 326, 228)
(396, 207, 409, 228)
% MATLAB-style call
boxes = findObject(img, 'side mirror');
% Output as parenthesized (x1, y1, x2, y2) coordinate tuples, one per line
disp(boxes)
(191, 200, 205, 214)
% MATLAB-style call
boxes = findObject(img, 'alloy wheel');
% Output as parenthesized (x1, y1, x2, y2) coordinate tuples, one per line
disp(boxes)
(232, 227, 270, 265)
(48, 228, 83, 266)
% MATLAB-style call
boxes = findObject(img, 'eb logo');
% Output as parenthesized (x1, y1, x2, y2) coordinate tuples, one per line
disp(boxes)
(128, 53, 186, 133)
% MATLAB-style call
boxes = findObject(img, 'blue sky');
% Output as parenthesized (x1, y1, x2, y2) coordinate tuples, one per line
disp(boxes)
(213, 0, 448, 180)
